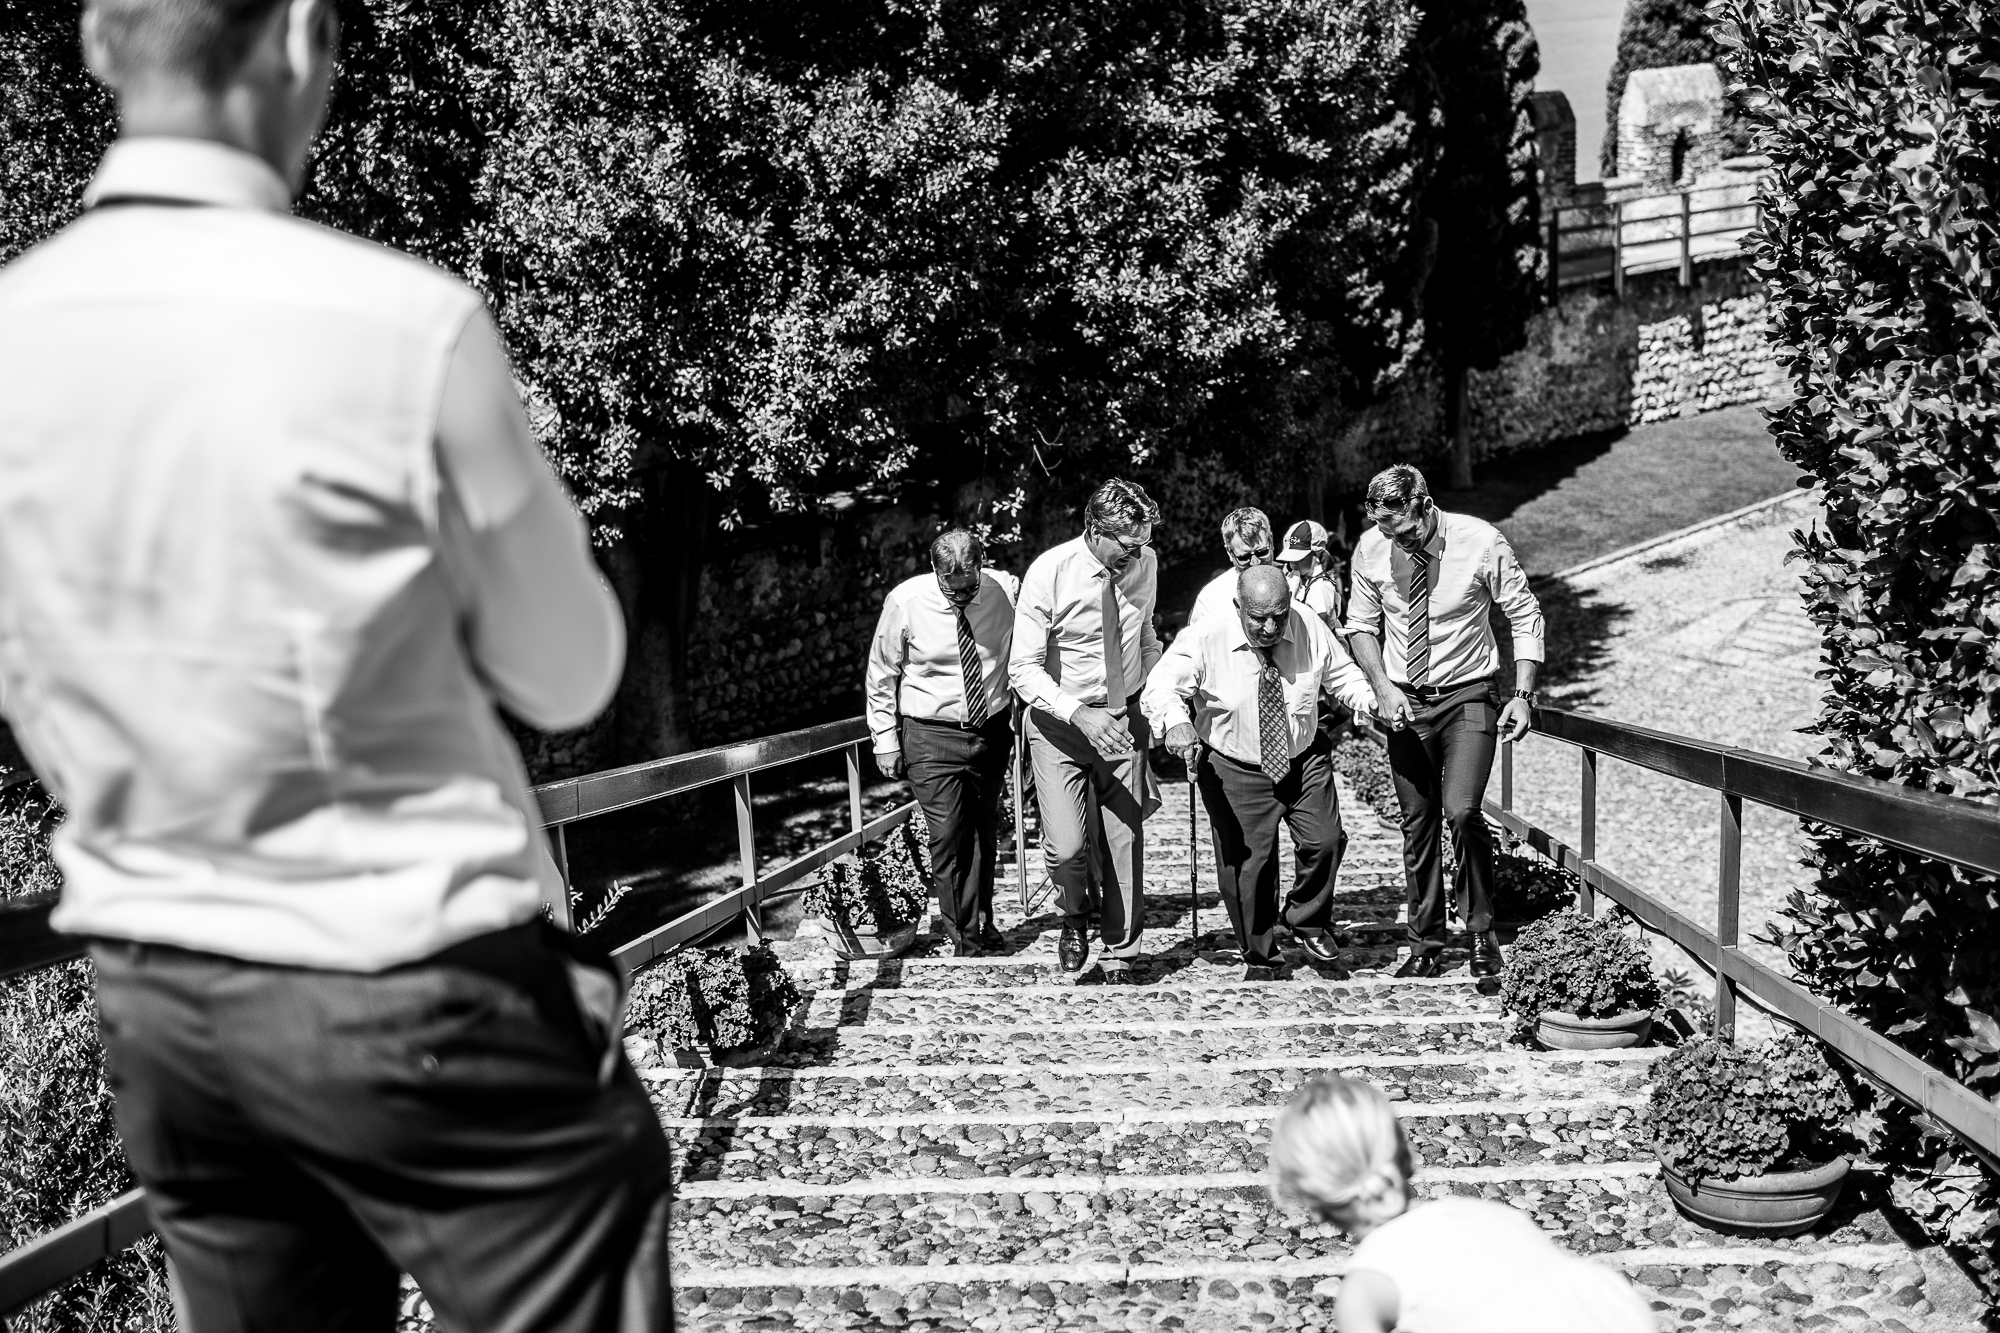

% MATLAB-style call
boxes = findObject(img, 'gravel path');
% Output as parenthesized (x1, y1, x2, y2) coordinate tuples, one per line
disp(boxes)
(620, 774, 1976, 1332)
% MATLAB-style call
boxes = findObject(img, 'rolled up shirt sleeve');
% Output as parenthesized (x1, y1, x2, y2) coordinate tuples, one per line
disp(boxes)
(1141, 631, 1202, 739)
(1009, 562, 1084, 723)
(1488, 534, 1546, 663)
(433, 309, 624, 732)
(865, 595, 909, 756)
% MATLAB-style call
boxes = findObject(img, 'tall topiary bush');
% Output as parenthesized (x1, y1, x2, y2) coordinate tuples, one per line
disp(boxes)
(1714, 0, 2000, 1276)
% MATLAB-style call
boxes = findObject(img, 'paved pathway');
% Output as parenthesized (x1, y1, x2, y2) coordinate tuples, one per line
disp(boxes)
(634, 773, 1971, 1332)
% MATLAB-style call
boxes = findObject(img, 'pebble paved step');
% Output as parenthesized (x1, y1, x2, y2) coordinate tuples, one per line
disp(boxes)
(643, 1051, 1656, 1119)
(667, 774, 1974, 1332)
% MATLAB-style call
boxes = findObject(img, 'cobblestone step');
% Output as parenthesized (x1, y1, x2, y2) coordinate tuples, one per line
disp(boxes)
(662, 1097, 1647, 1187)
(797, 981, 1498, 1027)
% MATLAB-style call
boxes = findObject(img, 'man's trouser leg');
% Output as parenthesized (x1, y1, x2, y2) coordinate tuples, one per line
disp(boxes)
(94, 933, 675, 1333)
(1435, 694, 1500, 934)
(904, 716, 1009, 945)
(1197, 749, 1284, 966)
(1280, 740, 1347, 934)
(1387, 683, 1498, 955)
(1024, 708, 1147, 965)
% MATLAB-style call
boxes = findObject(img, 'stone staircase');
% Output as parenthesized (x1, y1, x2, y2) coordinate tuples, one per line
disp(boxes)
(640, 777, 1971, 1332)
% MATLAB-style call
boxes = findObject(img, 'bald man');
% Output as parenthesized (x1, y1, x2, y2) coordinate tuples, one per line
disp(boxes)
(1143, 566, 1377, 979)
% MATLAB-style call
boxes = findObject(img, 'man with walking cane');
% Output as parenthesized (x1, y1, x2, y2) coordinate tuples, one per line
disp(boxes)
(1144, 566, 1376, 980)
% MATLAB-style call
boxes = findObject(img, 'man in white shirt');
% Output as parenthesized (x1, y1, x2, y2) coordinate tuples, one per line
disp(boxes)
(1010, 478, 1162, 981)
(1185, 506, 1277, 627)
(1146, 566, 1377, 978)
(0, 3, 670, 1327)
(866, 530, 1019, 956)
(1345, 466, 1546, 980)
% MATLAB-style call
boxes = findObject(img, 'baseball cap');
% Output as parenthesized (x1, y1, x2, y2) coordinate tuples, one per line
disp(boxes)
(1277, 520, 1328, 562)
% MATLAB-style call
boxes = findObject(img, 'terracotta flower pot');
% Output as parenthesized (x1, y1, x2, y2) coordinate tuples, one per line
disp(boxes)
(1534, 1007, 1653, 1050)
(825, 918, 919, 961)
(1662, 1157, 1851, 1237)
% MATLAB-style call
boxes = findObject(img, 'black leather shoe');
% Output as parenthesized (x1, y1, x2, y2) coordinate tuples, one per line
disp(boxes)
(1059, 923, 1089, 974)
(1393, 952, 1446, 979)
(1294, 931, 1341, 965)
(951, 938, 987, 958)
(1243, 963, 1284, 982)
(1470, 931, 1505, 978)
(1100, 966, 1137, 986)
(977, 925, 1009, 953)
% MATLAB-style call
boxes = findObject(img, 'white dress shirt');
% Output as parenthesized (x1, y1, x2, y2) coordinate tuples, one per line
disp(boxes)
(1187, 568, 1236, 626)
(0, 138, 621, 970)
(865, 569, 1019, 756)
(1143, 607, 1375, 766)
(1344, 510, 1545, 686)
(1010, 536, 1160, 722)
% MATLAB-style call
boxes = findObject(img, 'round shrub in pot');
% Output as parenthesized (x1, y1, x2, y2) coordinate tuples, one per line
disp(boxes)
(1499, 909, 1662, 1049)
(624, 942, 803, 1069)
(802, 817, 932, 960)
(1647, 1034, 1857, 1236)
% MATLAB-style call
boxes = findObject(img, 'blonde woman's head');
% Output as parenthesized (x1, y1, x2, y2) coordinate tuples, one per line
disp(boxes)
(1268, 1076, 1414, 1236)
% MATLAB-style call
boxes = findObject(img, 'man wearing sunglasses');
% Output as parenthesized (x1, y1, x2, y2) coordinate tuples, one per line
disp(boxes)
(1011, 479, 1163, 982)
(1185, 507, 1278, 627)
(866, 529, 1019, 956)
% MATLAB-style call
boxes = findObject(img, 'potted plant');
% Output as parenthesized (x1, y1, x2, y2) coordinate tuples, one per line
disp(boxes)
(1647, 1034, 1856, 1235)
(1499, 909, 1663, 1049)
(802, 817, 932, 959)
(1490, 850, 1577, 926)
(625, 943, 803, 1069)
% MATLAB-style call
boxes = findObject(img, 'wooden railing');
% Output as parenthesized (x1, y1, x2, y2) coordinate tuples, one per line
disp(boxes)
(1494, 706, 2000, 1166)
(0, 715, 923, 1319)
(1548, 180, 1761, 296)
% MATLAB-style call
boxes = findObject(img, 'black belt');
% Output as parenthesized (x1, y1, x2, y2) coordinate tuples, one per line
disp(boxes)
(1392, 679, 1491, 703)
(906, 712, 1011, 733)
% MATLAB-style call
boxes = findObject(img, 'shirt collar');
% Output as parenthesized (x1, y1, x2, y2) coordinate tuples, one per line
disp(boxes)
(83, 138, 292, 214)
(1226, 609, 1293, 656)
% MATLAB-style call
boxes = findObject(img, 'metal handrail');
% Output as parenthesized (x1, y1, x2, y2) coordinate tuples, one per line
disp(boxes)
(1494, 705, 2000, 1164)
(0, 713, 932, 1316)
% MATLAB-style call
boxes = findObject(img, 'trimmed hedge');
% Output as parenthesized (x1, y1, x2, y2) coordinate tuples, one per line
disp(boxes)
(1715, 0, 2000, 1273)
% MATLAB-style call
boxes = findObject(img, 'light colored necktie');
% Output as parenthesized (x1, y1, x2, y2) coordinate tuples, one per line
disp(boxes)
(1406, 548, 1432, 687)
(1256, 650, 1290, 784)
(954, 604, 990, 727)
(1100, 574, 1127, 707)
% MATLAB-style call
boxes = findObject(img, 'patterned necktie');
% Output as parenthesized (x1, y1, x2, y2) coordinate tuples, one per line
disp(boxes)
(954, 603, 990, 727)
(1256, 650, 1290, 784)
(1100, 574, 1127, 706)
(1406, 547, 1432, 687)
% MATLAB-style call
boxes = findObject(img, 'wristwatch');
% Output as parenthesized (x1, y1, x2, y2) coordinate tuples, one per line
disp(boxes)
(1512, 689, 1540, 705)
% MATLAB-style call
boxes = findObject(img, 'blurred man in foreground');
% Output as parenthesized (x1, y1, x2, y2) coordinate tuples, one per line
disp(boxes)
(0, 1, 672, 1327)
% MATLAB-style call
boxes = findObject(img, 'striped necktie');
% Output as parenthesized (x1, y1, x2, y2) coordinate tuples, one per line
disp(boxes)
(954, 603, 990, 727)
(1256, 650, 1290, 784)
(1100, 574, 1127, 706)
(1406, 548, 1432, 687)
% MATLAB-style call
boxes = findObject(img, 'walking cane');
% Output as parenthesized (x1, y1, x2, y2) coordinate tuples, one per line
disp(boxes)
(1187, 759, 1199, 943)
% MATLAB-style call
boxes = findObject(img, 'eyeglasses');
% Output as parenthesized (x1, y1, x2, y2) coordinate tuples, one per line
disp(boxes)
(1095, 527, 1151, 556)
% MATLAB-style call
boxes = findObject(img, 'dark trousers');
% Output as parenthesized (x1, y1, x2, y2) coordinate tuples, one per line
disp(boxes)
(1195, 739, 1346, 967)
(902, 714, 1012, 944)
(93, 929, 675, 1333)
(1385, 680, 1500, 953)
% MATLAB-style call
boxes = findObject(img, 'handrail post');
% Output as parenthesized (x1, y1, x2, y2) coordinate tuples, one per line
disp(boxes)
(1611, 202, 1625, 300)
(548, 825, 573, 931)
(1717, 792, 1743, 1040)
(735, 773, 761, 942)
(1578, 748, 1598, 916)
(844, 742, 865, 836)
(1679, 189, 1693, 287)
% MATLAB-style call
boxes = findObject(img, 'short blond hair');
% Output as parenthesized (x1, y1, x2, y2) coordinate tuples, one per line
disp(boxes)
(1268, 1076, 1413, 1220)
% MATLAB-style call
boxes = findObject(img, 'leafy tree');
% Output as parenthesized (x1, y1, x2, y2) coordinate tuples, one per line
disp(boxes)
(1714, 0, 2000, 1279)
(482, 0, 1430, 758)
(1602, 0, 1748, 177)
(1407, 0, 1543, 488)
(0, 0, 113, 265)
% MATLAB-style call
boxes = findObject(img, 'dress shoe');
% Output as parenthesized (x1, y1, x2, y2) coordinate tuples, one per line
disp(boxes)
(1470, 931, 1505, 978)
(977, 924, 1009, 953)
(1099, 965, 1137, 986)
(1294, 931, 1342, 965)
(1393, 952, 1446, 979)
(1243, 963, 1284, 982)
(950, 938, 987, 958)
(1059, 922, 1089, 974)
